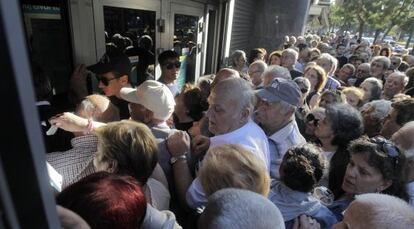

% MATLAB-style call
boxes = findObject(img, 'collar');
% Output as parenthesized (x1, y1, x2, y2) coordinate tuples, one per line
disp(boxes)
(268, 121, 297, 144)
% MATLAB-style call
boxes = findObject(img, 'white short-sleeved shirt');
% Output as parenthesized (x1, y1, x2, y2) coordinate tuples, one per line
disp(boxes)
(186, 119, 270, 209)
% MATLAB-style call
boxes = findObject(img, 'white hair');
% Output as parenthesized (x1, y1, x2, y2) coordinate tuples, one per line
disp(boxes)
(198, 188, 285, 229)
(214, 77, 256, 116)
(318, 53, 338, 73)
(249, 60, 267, 72)
(389, 72, 409, 87)
(360, 99, 392, 120)
(282, 48, 299, 61)
(392, 121, 414, 159)
(354, 193, 414, 228)
(371, 56, 391, 70)
(263, 65, 291, 80)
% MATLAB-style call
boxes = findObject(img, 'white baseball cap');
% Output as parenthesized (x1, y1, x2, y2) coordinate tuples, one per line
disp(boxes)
(120, 80, 175, 121)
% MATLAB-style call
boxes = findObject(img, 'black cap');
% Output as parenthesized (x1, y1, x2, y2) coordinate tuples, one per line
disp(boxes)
(87, 50, 132, 76)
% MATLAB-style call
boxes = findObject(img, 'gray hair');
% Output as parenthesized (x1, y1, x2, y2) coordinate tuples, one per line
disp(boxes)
(360, 99, 392, 120)
(213, 77, 256, 116)
(362, 77, 383, 101)
(282, 48, 299, 61)
(249, 60, 267, 72)
(294, 77, 311, 92)
(263, 65, 291, 81)
(230, 50, 246, 66)
(388, 72, 409, 87)
(198, 188, 285, 229)
(343, 63, 356, 75)
(371, 56, 391, 70)
(353, 193, 414, 228)
(318, 53, 338, 73)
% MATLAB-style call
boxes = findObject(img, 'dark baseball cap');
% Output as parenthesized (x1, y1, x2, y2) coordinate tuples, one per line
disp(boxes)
(256, 78, 302, 107)
(87, 50, 132, 76)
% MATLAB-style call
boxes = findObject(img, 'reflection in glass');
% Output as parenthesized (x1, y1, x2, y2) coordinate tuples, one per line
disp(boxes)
(174, 14, 198, 86)
(103, 6, 156, 86)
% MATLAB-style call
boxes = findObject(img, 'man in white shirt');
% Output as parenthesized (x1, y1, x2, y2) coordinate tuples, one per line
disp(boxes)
(166, 77, 270, 209)
(255, 78, 306, 179)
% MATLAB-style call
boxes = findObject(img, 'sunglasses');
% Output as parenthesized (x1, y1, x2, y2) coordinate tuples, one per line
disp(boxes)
(300, 88, 309, 94)
(306, 113, 319, 127)
(369, 136, 400, 168)
(95, 75, 121, 86)
(163, 61, 181, 70)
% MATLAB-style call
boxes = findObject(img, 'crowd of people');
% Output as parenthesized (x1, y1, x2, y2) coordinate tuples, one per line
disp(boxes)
(32, 32, 414, 229)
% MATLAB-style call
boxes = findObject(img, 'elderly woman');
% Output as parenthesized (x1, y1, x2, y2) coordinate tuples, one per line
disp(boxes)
(269, 144, 337, 229)
(268, 50, 282, 66)
(342, 87, 364, 108)
(318, 90, 346, 108)
(229, 50, 248, 74)
(304, 65, 327, 109)
(329, 136, 408, 220)
(304, 107, 325, 143)
(57, 172, 147, 229)
(173, 84, 208, 132)
(359, 99, 392, 137)
(198, 144, 270, 197)
(359, 77, 383, 103)
(314, 104, 364, 200)
(94, 120, 170, 210)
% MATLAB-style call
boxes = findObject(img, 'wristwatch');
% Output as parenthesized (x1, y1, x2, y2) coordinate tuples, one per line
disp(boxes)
(170, 155, 187, 165)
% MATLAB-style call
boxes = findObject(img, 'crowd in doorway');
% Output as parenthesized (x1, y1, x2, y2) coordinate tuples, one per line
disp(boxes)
(31, 32, 414, 229)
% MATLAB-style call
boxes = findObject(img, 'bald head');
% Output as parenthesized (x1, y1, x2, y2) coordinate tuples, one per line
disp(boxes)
(391, 121, 414, 152)
(77, 94, 120, 123)
(212, 68, 240, 88)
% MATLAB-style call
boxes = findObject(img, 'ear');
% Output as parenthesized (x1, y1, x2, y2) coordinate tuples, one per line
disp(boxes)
(119, 75, 129, 86)
(240, 108, 250, 123)
(377, 179, 392, 192)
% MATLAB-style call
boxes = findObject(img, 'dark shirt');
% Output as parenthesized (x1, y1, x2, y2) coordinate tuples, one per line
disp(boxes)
(290, 69, 303, 79)
(109, 96, 130, 120)
(125, 47, 155, 86)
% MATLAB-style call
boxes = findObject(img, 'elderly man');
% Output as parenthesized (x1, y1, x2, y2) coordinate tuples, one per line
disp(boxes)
(332, 193, 414, 228)
(47, 95, 119, 188)
(166, 77, 270, 208)
(352, 63, 370, 87)
(381, 72, 409, 100)
(281, 48, 303, 79)
(262, 65, 291, 86)
(255, 78, 306, 179)
(210, 68, 240, 88)
(360, 99, 392, 137)
(370, 56, 391, 82)
(380, 98, 414, 139)
(198, 189, 286, 229)
(49, 80, 175, 187)
(335, 63, 355, 86)
(316, 53, 341, 90)
(248, 60, 267, 88)
(390, 55, 402, 70)
(391, 121, 414, 207)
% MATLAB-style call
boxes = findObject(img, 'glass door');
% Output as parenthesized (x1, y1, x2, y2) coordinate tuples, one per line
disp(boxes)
(93, 0, 160, 86)
(171, 3, 204, 88)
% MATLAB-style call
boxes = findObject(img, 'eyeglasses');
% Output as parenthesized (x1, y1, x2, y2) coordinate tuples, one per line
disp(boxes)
(95, 75, 121, 86)
(163, 61, 181, 70)
(306, 113, 319, 127)
(300, 88, 309, 94)
(369, 136, 400, 168)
